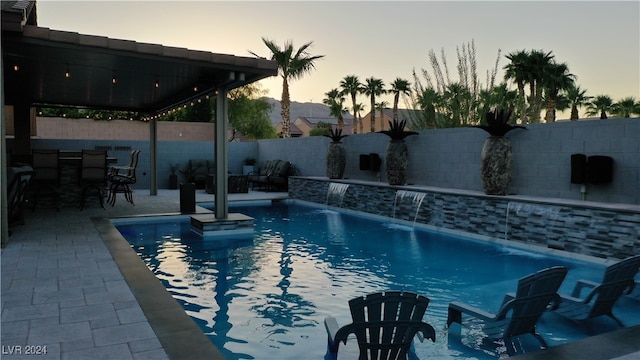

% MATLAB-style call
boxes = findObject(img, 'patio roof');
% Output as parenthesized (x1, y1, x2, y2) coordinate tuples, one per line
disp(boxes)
(2, 25, 278, 115)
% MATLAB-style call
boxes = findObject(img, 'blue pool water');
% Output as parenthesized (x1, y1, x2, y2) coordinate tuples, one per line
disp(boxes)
(115, 201, 640, 359)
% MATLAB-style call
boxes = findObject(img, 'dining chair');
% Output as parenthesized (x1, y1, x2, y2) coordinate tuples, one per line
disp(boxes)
(30, 149, 61, 211)
(107, 149, 140, 206)
(79, 150, 107, 210)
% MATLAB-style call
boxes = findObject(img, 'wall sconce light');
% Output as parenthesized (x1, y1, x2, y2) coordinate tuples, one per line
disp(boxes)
(238, 72, 245, 81)
(112, 71, 117, 84)
(13, 64, 19, 71)
(193, 85, 198, 92)
(65, 65, 71, 78)
(228, 72, 235, 81)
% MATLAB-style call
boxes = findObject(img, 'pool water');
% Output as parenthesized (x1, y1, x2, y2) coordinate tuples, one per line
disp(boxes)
(115, 201, 640, 359)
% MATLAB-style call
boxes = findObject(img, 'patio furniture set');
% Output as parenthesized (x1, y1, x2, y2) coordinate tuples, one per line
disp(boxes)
(7, 149, 140, 230)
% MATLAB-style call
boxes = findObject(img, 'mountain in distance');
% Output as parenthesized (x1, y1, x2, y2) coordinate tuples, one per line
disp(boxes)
(263, 97, 334, 125)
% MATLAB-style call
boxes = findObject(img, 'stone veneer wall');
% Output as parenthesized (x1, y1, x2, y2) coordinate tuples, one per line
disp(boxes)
(289, 177, 640, 261)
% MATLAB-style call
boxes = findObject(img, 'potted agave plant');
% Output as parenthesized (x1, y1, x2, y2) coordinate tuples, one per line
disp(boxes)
(473, 108, 526, 195)
(323, 127, 348, 179)
(379, 119, 418, 185)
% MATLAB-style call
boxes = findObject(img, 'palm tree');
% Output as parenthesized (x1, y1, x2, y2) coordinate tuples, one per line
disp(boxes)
(322, 88, 347, 129)
(565, 85, 591, 120)
(363, 77, 385, 132)
(340, 75, 363, 134)
(504, 50, 530, 123)
(389, 78, 411, 122)
(526, 50, 555, 123)
(442, 82, 471, 127)
(586, 95, 614, 119)
(613, 97, 640, 118)
(477, 83, 519, 121)
(252, 38, 324, 138)
(412, 87, 441, 129)
(353, 103, 365, 134)
(542, 62, 575, 122)
(376, 101, 389, 128)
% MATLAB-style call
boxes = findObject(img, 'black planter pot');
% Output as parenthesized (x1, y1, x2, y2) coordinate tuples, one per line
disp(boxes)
(169, 174, 178, 190)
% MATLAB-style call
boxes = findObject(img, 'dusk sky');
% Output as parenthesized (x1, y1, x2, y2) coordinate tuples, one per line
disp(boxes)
(37, 1, 639, 118)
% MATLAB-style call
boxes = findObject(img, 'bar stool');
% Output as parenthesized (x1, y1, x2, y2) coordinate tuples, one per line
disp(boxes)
(79, 150, 107, 210)
(31, 149, 61, 211)
(107, 150, 140, 206)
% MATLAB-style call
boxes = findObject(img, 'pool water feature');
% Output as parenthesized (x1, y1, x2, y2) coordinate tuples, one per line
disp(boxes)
(115, 201, 640, 360)
(326, 182, 350, 207)
(393, 190, 428, 227)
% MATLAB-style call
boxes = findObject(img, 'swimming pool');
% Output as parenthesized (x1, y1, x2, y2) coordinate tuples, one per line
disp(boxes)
(114, 201, 640, 359)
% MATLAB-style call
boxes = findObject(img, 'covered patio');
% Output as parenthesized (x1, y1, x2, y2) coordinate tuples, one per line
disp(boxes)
(2, 0, 278, 243)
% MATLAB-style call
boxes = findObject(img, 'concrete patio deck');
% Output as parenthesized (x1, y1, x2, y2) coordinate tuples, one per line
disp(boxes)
(1, 189, 286, 360)
(2, 188, 638, 360)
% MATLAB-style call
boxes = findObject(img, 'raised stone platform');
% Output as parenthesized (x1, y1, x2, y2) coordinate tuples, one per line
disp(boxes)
(190, 213, 255, 238)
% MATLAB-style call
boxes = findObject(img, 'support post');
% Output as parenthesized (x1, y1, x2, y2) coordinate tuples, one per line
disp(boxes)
(149, 118, 158, 195)
(214, 89, 229, 219)
(1, 55, 8, 245)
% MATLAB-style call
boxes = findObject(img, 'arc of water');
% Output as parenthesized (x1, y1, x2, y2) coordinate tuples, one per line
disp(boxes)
(506, 201, 561, 241)
(326, 183, 350, 208)
(393, 190, 427, 227)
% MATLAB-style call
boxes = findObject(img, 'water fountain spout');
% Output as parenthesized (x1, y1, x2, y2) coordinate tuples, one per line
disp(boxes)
(326, 183, 350, 208)
(393, 190, 427, 227)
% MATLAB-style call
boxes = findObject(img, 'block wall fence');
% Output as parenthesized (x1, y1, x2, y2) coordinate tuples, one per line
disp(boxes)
(14, 116, 639, 204)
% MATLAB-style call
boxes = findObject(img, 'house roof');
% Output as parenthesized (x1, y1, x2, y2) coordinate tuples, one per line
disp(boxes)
(380, 108, 422, 121)
(1, 1, 278, 115)
(300, 116, 353, 126)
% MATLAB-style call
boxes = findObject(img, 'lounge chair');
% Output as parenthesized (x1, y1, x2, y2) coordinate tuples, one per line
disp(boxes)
(324, 290, 436, 360)
(628, 276, 640, 301)
(248, 160, 291, 191)
(447, 266, 568, 356)
(553, 255, 640, 326)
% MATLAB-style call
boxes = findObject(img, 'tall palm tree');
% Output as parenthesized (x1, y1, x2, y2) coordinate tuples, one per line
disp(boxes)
(413, 87, 442, 129)
(542, 62, 575, 122)
(353, 103, 365, 134)
(340, 75, 363, 134)
(526, 49, 554, 123)
(504, 50, 529, 123)
(252, 38, 324, 138)
(322, 88, 347, 129)
(565, 85, 591, 120)
(613, 97, 640, 118)
(376, 101, 389, 129)
(586, 95, 614, 119)
(362, 77, 385, 132)
(389, 78, 411, 122)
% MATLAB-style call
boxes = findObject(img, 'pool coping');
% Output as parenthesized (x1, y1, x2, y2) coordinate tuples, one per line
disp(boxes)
(96, 207, 640, 360)
(94, 216, 225, 360)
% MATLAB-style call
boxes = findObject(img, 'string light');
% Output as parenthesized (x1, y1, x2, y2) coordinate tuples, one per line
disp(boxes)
(143, 90, 216, 120)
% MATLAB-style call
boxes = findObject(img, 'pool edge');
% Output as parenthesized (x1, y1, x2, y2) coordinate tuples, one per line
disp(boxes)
(93, 216, 226, 360)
